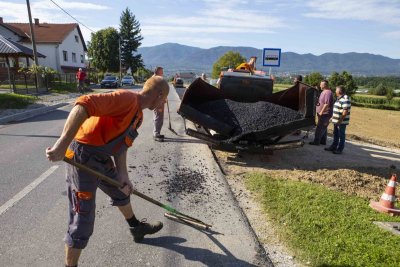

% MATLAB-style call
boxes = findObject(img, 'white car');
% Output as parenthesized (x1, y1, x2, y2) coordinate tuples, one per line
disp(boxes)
(121, 76, 135, 86)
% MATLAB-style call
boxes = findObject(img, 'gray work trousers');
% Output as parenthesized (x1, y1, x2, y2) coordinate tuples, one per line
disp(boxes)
(64, 142, 130, 249)
(313, 114, 331, 145)
(153, 103, 165, 136)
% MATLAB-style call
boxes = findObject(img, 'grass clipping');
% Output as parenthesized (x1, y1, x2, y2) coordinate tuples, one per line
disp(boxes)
(246, 172, 400, 267)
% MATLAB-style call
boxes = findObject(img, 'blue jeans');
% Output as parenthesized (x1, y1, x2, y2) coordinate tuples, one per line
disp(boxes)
(330, 124, 347, 152)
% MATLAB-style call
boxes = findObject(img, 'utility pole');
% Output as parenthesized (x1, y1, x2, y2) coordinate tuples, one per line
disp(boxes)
(26, 0, 39, 91)
(118, 37, 122, 83)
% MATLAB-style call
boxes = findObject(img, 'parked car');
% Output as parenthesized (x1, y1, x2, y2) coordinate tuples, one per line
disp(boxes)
(173, 77, 184, 88)
(100, 76, 119, 88)
(121, 75, 135, 86)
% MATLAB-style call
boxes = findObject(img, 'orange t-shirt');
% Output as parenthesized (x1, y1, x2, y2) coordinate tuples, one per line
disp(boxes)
(74, 90, 143, 146)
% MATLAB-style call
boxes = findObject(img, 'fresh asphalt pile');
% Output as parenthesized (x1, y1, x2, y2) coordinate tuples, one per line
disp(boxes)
(157, 167, 207, 202)
(194, 99, 303, 137)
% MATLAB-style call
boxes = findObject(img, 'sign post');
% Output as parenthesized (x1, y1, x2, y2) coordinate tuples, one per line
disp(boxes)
(262, 48, 281, 77)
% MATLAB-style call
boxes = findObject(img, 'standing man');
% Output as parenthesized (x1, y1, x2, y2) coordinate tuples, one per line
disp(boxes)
(325, 85, 351, 154)
(152, 66, 166, 142)
(46, 76, 169, 267)
(76, 68, 86, 94)
(310, 80, 334, 145)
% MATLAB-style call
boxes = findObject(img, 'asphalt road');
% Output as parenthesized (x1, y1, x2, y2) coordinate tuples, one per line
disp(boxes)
(0, 86, 272, 266)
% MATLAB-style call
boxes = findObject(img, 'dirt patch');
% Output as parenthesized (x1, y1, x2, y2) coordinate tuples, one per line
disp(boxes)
(344, 106, 400, 149)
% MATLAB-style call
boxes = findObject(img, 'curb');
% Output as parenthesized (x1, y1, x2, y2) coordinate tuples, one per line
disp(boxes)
(0, 103, 70, 124)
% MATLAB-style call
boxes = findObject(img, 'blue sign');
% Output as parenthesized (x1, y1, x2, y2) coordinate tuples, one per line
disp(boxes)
(263, 48, 281, 67)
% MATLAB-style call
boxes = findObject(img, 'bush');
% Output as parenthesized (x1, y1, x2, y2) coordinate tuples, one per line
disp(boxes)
(372, 83, 388, 96)
(386, 89, 394, 100)
(0, 93, 37, 109)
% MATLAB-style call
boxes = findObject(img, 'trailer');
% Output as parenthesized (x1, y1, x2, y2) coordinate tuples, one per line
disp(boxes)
(178, 77, 317, 153)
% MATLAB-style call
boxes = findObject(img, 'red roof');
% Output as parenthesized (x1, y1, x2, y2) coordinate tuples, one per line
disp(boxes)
(3, 22, 87, 51)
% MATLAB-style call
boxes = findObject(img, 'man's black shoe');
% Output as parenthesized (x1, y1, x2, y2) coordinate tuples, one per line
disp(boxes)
(130, 219, 163, 243)
(324, 147, 334, 151)
(332, 150, 342, 154)
(309, 141, 319, 146)
(153, 134, 164, 142)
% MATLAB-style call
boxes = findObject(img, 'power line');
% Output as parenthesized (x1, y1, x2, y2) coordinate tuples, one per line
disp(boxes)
(48, 0, 95, 33)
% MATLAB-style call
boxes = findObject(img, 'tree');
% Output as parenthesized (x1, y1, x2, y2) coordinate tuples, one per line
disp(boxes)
(119, 7, 144, 73)
(211, 51, 246, 78)
(87, 27, 120, 73)
(373, 83, 388, 96)
(329, 71, 357, 96)
(304, 72, 324, 87)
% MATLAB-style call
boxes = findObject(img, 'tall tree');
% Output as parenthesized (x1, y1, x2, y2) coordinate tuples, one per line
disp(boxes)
(329, 71, 357, 96)
(87, 27, 120, 72)
(304, 72, 324, 87)
(211, 51, 246, 78)
(119, 7, 144, 73)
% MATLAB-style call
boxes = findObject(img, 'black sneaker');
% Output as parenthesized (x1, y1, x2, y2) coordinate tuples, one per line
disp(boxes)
(309, 141, 319, 146)
(332, 150, 342, 154)
(153, 134, 164, 142)
(324, 147, 334, 151)
(130, 219, 163, 243)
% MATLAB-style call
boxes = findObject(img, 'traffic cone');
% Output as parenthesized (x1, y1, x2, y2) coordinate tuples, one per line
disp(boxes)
(370, 174, 400, 216)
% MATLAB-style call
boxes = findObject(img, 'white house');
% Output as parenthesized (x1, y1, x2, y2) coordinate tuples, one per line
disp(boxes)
(0, 17, 87, 73)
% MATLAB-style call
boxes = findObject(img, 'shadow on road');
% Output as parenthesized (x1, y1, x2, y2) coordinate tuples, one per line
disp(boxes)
(142, 236, 260, 267)
(0, 133, 59, 138)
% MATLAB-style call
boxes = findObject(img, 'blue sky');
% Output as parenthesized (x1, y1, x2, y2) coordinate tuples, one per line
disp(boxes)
(2, 0, 400, 58)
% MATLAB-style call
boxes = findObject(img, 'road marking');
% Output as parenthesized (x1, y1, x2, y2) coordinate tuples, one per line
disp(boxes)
(0, 165, 59, 216)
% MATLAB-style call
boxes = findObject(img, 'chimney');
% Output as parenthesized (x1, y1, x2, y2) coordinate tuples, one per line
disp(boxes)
(0, 17, 3, 23)
(34, 18, 39, 25)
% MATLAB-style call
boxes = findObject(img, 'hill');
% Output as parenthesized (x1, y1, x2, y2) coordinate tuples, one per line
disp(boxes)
(138, 43, 400, 76)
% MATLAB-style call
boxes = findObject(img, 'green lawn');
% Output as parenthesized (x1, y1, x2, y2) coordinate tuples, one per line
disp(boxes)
(273, 83, 292, 92)
(0, 93, 37, 109)
(246, 173, 400, 267)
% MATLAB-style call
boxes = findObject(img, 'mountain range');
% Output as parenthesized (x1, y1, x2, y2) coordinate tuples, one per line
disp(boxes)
(138, 43, 400, 76)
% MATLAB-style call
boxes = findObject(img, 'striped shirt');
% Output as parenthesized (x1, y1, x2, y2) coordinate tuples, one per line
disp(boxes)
(332, 95, 351, 125)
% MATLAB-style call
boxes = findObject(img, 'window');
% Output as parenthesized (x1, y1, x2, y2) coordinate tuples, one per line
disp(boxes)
(80, 55, 84, 63)
(75, 35, 79, 43)
(72, 53, 77, 63)
(63, 50, 68, 61)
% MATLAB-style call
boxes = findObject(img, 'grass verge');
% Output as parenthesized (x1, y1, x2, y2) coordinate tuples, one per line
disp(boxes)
(48, 83, 77, 93)
(246, 173, 400, 267)
(0, 93, 37, 109)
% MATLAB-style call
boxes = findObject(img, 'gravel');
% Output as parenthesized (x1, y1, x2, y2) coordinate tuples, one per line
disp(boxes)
(194, 99, 303, 136)
(157, 167, 208, 202)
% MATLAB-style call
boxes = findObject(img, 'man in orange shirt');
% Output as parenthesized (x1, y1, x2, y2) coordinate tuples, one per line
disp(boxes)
(46, 76, 169, 267)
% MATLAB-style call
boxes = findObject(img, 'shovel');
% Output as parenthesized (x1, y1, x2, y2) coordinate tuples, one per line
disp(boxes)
(63, 156, 211, 229)
(166, 100, 178, 135)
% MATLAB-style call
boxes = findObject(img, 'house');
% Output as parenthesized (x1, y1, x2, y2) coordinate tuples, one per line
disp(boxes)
(0, 17, 87, 73)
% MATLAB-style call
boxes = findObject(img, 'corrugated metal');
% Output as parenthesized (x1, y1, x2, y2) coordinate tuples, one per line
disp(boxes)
(0, 35, 45, 57)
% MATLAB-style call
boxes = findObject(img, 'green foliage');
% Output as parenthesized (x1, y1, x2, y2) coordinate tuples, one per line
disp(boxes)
(134, 67, 153, 82)
(304, 72, 324, 87)
(370, 83, 389, 96)
(245, 173, 400, 267)
(119, 7, 144, 73)
(274, 76, 293, 84)
(19, 64, 58, 75)
(352, 95, 400, 110)
(329, 71, 357, 96)
(211, 51, 246, 79)
(354, 76, 400, 89)
(49, 83, 77, 93)
(0, 93, 37, 109)
(87, 27, 120, 72)
(386, 88, 394, 100)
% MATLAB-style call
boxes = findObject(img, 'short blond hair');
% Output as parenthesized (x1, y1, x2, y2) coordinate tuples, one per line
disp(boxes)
(141, 76, 169, 96)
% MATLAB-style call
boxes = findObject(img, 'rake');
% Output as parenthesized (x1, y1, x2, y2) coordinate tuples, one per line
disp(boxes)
(63, 156, 211, 230)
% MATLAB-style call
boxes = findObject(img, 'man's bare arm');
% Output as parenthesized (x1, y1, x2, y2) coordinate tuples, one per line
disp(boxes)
(46, 104, 88, 162)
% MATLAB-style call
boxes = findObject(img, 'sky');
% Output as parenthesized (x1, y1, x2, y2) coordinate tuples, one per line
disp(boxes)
(2, 0, 400, 58)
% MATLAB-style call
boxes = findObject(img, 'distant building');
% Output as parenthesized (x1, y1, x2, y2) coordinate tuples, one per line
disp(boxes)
(0, 17, 87, 73)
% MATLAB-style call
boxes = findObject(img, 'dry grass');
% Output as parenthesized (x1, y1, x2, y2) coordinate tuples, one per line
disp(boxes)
(343, 106, 400, 148)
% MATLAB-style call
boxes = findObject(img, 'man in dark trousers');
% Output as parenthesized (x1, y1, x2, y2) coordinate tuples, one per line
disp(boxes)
(310, 80, 334, 145)
(152, 66, 166, 141)
(46, 76, 169, 267)
(76, 68, 86, 94)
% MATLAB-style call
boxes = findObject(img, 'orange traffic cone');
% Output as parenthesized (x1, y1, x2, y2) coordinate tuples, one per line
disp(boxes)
(370, 174, 400, 216)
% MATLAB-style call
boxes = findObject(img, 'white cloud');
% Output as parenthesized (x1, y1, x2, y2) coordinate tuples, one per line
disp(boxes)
(383, 31, 400, 39)
(141, 1, 286, 40)
(34, 0, 110, 11)
(304, 0, 400, 25)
